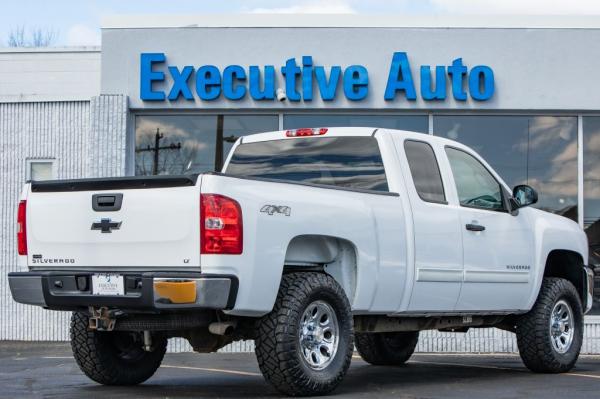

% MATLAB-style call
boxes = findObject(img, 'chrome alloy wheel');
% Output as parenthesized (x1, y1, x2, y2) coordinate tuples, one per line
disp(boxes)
(299, 300, 339, 370)
(550, 299, 575, 354)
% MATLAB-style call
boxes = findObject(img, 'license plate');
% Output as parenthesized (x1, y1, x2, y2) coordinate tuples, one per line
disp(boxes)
(92, 274, 124, 296)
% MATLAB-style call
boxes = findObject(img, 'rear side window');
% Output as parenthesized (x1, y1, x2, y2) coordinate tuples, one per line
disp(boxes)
(226, 136, 389, 192)
(404, 140, 446, 203)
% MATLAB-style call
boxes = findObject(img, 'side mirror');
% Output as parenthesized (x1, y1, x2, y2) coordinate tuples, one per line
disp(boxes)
(512, 185, 538, 209)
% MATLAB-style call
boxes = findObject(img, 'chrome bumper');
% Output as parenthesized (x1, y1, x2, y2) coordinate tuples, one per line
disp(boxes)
(584, 266, 595, 314)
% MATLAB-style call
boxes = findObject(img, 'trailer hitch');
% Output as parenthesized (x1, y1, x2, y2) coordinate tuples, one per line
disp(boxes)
(88, 307, 120, 331)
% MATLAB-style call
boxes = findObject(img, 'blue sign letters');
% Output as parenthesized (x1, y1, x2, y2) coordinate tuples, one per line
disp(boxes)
(139, 52, 494, 102)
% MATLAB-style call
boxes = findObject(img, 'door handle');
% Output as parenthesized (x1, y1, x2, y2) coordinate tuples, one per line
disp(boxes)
(466, 223, 485, 232)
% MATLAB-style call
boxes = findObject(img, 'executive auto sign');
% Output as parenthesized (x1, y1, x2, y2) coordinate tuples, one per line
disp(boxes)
(140, 52, 494, 103)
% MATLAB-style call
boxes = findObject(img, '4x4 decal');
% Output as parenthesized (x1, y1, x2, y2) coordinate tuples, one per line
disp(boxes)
(260, 205, 291, 216)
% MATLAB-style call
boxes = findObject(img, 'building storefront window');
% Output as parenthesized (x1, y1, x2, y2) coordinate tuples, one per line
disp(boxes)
(434, 115, 578, 221)
(135, 114, 278, 175)
(583, 117, 600, 314)
(283, 114, 429, 133)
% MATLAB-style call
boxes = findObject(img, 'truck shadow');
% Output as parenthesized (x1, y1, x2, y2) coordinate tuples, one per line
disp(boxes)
(77, 359, 537, 399)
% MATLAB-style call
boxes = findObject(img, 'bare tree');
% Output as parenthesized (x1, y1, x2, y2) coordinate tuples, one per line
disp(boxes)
(7, 26, 26, 47)
(7, 25, 58, 47)
(30, 27, 57, 47)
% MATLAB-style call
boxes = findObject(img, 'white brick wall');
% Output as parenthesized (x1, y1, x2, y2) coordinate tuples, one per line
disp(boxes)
(0, 96, 128, 340)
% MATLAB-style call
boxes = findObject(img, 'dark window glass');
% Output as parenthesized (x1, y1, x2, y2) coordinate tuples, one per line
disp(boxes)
(284, 114, 428, 133)
(445, 147, 505, 211)
(583, 117, 600, 314)
(135, 114, 278, 175)
(226, 136, 389, 192)
(435, 116, 577, 221)
(404, 140, 446, 203)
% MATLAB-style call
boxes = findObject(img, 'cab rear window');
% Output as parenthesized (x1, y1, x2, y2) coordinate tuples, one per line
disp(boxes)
(225, 136, 389, 192)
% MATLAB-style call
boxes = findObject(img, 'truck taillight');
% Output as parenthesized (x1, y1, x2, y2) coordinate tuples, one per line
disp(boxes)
(286, 128, 328, 137)
(200, 194, 243, 254)
(17, 200, 27, 255)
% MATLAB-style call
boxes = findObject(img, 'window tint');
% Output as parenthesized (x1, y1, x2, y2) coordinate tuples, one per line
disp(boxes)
(404, 140, 446, 203)
(445, 147, 505, 211)
(226, 136, 389, 192)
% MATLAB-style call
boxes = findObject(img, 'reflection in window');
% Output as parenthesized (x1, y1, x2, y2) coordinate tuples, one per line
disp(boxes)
(283, 114, 428, 133)
(226, 136, 389, 192)
(135, 115, 278, 175)
(446, 147, 504, 211)
(434, 116, 577, 221)
(583, 117, 600, 314)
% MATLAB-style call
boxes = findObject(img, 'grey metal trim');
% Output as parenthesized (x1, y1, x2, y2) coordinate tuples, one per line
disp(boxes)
(584, 266, 594, 314)
(8, 275, 46, 307)
(153, 277, 231, 309)
(416, 268, 463, 282)
(577, 115, 584, 228)
(463, 270, 529, 283)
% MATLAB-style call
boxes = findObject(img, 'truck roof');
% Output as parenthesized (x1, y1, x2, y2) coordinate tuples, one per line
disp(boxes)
(240, 127, 462, 148)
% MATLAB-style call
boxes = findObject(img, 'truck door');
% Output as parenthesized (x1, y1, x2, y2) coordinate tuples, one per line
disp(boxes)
(444, 146, 535, 311)
(396, 139, 463, 311)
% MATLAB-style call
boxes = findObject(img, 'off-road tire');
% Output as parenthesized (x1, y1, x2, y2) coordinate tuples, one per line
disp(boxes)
(516, 277, 584, 373)
(70, 312, 167, 385)
(255, 272, 354, 396)
(355, 331, 419, 365)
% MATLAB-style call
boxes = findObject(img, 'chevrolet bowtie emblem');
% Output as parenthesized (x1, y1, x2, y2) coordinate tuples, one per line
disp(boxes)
(91, 218, 122, 233)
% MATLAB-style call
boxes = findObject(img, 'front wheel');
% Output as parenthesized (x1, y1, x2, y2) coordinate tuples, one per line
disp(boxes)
(70, 312, 167, 385)
(255, 272, 354, 396)
(516, 277, 584, 373)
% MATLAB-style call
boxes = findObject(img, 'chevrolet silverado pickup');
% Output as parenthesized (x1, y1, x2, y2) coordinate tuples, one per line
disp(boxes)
(9, 127, 594, 396)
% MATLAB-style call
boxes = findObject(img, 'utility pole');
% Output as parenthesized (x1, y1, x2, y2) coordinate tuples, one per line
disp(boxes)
(135, 128, 182, 175)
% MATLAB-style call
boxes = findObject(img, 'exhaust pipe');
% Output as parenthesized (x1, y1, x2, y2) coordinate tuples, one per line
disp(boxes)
(209, 321, 236, 336)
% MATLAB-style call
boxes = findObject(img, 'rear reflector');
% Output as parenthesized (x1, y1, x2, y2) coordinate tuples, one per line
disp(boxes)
(154, 280, 197, 304)
(286, 128, 328, 137)
(200, 194, 243, 254)
(17, 200, 27, 255)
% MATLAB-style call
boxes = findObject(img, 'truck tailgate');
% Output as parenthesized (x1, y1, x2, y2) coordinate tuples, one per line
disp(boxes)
(26, 176, 200, 268)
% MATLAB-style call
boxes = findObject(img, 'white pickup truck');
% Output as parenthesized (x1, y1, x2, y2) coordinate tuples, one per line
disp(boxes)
(9, 127, 594, 396)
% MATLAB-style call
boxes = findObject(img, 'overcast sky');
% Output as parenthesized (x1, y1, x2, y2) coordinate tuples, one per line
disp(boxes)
(2, 0, 600, 47)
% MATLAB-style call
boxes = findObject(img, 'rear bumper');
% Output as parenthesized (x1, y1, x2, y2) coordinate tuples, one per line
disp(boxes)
(8, 271, 237, 312)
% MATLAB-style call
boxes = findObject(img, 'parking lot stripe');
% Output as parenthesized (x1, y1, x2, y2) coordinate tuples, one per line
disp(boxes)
(565, 373, 600, 380)
(408, 360, 600, 380)
(161, 364, 261, 377)
(42, 356, 73, 359)
(408, 359, 525, 372)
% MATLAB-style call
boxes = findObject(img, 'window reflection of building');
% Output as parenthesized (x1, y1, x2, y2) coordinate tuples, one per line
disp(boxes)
(583, 117, 600, 314)
(434, 116, 578, 222)
(135, 115, 278, 175)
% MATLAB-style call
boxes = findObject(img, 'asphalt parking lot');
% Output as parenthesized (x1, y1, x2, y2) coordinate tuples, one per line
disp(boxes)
(1, 342, 599, 398)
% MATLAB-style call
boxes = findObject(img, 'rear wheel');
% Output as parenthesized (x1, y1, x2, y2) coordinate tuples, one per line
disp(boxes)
(255, 272, 354, 396)
(355, 331, 419, 365)
(516, 277, 584, 373)
(70, 312, 167, 385)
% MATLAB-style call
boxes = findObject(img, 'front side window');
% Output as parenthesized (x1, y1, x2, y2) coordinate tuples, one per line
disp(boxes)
(404, 140, 446, 203)
(226, 136, 389, 192)
(445, 147, 505, 211)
